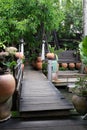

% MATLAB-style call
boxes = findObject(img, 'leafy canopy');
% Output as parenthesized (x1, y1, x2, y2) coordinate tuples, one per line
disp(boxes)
(0, 0, 64, 46)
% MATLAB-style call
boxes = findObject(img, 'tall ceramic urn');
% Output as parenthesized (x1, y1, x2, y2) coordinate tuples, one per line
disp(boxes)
(0, 73, 15, 122)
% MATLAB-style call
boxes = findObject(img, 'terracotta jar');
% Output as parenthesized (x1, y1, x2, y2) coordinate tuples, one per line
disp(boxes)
(72, 94, 87, 114)
(61, 63, 68, 69)
(0, 73, 15, 121)
(35, 56, 42, 70)
(37, 56, 42, 62)
(46, 53, 55, 59)
(36, 61, 42, 70)
(69, 63, 75, 70)
(76, 62, 81, 70)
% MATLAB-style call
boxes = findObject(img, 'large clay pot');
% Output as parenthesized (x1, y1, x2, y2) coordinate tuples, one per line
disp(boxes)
(37, 56, 42, 62)
(0, 73, 16, 121)
(72, 94, 87, 115)
(35, 56, 42, 70)
(36, 61, 42, 70)
(0, 96, 12, 122)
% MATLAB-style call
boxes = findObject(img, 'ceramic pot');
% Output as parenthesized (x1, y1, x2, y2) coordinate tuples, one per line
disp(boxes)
(76, 63, 81, 70)
(0, 73, 15, 121)
(0, 96, 12, 122)
(0, 73, 15, 103)
(61, 63, 68, 69)
(69, 63, 75, 70)
(72, 94, 87, 114)
(46, 53, 55, 59)
(36, 61, 42, 70)
(37, 56, 42, 62)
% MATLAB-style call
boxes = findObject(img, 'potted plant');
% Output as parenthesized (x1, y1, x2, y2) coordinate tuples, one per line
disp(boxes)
(46, 44, 56, 60)
(72, 76, 87, 115)
(46, 44, 64, 81)
(0, 42, 18, 122)
(71, 36, 87, 115)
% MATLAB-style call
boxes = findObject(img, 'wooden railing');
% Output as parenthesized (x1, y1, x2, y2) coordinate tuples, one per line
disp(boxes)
(14, 59, 23, 93)
(12, 59, 23, 110)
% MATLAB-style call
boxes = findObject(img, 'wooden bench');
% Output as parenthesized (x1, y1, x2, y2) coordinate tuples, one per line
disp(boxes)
(12, 59, 23, 110)
(58, 50, 81, 63)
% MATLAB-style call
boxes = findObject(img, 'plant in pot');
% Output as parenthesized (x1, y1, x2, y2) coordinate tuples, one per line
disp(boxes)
(0, 43, 18, 122)
(71, 36, 87, 115)
(46, 44, 56, 60)
(46, 44, 64, 81)
(46, 44, 58, 80)
(72, 75, 87, 115)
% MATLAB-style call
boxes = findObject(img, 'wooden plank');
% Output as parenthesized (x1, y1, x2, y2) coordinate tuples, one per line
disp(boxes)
(20, 110, 72, 118)
(20, 96, 72, 104)
(0, 118, 87, 130)
(20, 98, 73, 107)
(20, 103, 73, 112)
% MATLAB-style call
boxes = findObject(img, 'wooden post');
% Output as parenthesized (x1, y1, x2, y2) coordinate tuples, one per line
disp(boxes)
(20, 38, 24, 55)
(41, 40, 45, 61)
(47, 60, 52, 81)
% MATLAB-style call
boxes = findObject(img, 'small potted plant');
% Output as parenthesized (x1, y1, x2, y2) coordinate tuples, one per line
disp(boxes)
(46, 44, 56, 59)
(72, 76, 87, 115)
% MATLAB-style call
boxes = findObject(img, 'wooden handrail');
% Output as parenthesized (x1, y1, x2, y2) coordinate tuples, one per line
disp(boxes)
(12, 59, 23, 110)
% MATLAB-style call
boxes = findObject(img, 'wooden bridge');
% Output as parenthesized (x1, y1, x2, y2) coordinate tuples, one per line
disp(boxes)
(0, 65, 87, 130)
(18, 65, 74, 119)
(12, 60, 86, 119)
(12, 63, 87, 119)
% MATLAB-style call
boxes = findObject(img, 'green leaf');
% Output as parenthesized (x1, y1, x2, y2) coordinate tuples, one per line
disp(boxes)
(82, 36, 87, 48)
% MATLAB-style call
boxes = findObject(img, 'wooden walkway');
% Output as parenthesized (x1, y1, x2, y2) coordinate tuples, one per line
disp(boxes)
(0, 118, 87, 130)
(19, 66, 73, 118)
(0, 66, 87, 130)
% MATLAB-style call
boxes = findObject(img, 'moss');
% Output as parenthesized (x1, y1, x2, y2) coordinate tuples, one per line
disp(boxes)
(11, 111, 20, 117)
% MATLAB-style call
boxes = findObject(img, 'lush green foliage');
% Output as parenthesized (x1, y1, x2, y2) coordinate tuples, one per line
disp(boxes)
(58, 0, 82, 49)
(0, 0, 83, 54)
(79, 36, 87, 66)
(0, 0, 64, 46)
(72, 76, 87, 96)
